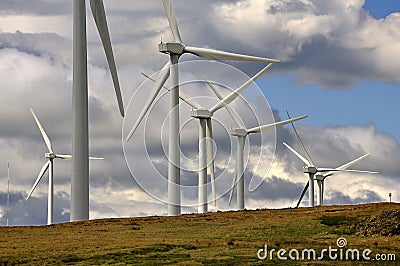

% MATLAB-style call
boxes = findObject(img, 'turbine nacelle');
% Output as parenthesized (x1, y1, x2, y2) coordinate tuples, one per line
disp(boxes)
(315, 174, 325, 181)
(303, 165, 318, 174)
(45, 153, 57, 159)
(230, 128, 248, 137)
(191, 109, 212, 119)
(159, 42, 185, 55)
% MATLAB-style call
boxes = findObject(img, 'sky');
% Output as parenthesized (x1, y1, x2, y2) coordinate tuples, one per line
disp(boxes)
(0, 0, 399, 226)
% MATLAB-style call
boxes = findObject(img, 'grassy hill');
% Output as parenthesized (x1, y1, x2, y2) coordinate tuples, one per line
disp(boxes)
(0, 203, 399, 265)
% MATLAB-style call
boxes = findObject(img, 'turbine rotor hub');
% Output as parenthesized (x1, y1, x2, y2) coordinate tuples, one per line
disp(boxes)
(315, 175, 324, 181)
(158, 42, 185, 55)
(45, 153, 56, 159)
(230, 128, 248, 137)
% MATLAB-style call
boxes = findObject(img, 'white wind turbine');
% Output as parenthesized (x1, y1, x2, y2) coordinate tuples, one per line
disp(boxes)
(314, 153, 373, 206)
(143, 64, 275, 213)
(283, 112, 378, 207)
(142, 73, 215, 213)
(126, 0, 280, 216)
(71, 0, 124, 221)
(212, 101, 308, 210)
(26, 108, 103, 225)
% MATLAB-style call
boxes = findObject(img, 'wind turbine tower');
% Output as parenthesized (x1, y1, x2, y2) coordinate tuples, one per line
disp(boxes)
(211, 103, 308, 209)
(71, 0, 89, 222)
(71, 0, 124, 221)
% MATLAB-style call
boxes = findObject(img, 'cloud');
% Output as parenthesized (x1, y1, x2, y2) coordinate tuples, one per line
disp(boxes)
(211, 0, 400, 87)
(245, 119, 400, 207)
(2, 0, 399, 88)
(0, 32, 71, 64)
(0, 1, 71, 16)
(0, 191, 69, 226)
(325, 190, 383, 205)
(282, 123, 400, 176)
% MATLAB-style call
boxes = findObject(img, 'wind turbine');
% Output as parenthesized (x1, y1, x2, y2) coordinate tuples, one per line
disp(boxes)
(126, 0, 280, 216)
(143, 64, 274, 213)
(314, 154, 374, 206)
(27, 108, 103, 225)
(71, 0, 124, 221)
(211, 97, 308, 209)
(142, 72, 214, 213)
(284, 112, 377, 208)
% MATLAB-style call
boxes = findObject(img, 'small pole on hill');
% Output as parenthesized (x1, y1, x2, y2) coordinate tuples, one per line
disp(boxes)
(389, 192, 392, 203)
(6, 163, 10, 227)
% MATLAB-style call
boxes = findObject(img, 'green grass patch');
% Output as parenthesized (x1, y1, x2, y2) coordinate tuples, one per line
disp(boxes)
(319, 215, 358, 227)
(319, 215, 359, 235)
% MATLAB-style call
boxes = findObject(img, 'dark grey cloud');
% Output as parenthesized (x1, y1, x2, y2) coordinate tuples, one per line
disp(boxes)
(0, 32, 71, 64)
(294, 189, 384, 208)
(326, 190, 383, 205)
(282, 35, 373, 88)
(248, 175, 303, 201)
(0, 1, 71, 16)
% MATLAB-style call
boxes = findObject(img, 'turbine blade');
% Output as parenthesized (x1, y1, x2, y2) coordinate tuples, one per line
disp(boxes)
(162, 0, 182, 43)
(184, 46, 280, 63)
(141, 72, 203, 110)
(56, 154, 72, 160)
(26, 161, 50, 200)
(283, 142, 311, 166)
(247, 115, 308, 134)
(342, 169, 378, 174)
(296, 181, 309, 208)
(286, 111, 315, 166)
(126, 62, 171, 142)
(54, 154, 103, 160)
(30, 108, 53, 153)
(336, 153, 370, 170)
(317, 168, 378, 174)
(205, 78, 244, 128)
(322, 153, 372, 177)
(89, 156, 104, 160)
(178, 92, 204, 110)
(316, 168, 346, 172)
(90, 0, 124, 117)
(210, 64, 274, 113)
(206, 118, 216, 206)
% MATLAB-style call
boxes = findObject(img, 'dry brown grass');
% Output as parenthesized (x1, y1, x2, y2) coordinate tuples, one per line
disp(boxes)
(0, 202, 399, 265)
